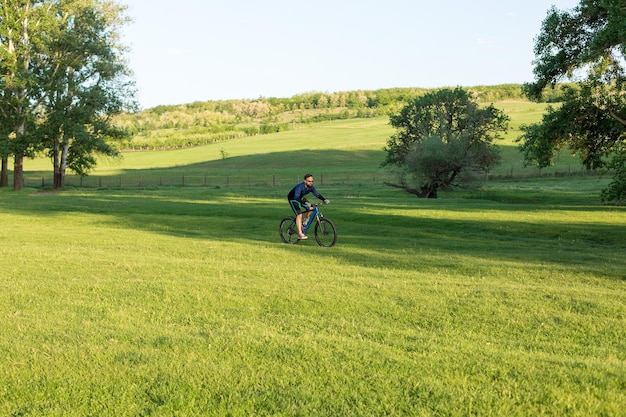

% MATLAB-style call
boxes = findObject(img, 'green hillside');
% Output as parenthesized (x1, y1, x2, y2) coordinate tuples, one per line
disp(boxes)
(21, 96, 586, 189)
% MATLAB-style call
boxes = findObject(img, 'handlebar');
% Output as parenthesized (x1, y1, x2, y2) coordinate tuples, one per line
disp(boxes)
(309, 200, 330, 208)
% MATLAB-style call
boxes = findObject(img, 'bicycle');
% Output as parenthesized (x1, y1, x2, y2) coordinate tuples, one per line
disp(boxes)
(279, 202, 337, 247)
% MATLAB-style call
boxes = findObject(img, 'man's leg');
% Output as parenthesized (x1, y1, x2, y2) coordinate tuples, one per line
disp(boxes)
(289, 199, 307, 238)
(301, 209, 311, 226)
(296, 213, 304, 236)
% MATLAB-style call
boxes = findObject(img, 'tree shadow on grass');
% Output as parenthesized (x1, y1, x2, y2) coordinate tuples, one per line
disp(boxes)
(335, 214, 626, 281)
(23, 149, 393, 188)
(334, 196, 626, 281)
(1, 187, 624, 282)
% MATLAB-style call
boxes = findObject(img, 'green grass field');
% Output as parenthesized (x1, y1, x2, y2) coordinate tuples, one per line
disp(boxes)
(19, 101, 585, 189)
(1, 101, 625, 416)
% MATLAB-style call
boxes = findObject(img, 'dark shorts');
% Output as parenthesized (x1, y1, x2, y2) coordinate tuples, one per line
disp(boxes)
(288, 199, 309, 215)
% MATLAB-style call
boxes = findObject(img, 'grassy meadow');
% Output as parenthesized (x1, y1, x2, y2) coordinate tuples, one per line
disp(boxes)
(20, 101, 582, 189)
(1, 100, 625, 416)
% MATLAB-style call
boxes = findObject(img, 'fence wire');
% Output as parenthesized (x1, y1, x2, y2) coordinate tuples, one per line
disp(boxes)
(15, 167, 605, 190)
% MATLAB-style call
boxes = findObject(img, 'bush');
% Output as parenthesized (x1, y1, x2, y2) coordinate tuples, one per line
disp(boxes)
(601, 151, 626, 204)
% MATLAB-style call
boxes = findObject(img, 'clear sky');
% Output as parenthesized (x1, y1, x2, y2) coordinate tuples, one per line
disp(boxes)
(121, 0, 581, 109)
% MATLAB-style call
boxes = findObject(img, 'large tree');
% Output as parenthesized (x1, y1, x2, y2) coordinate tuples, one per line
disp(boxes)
(0, 0, 48, 190)
(37, 0, 135, 188)
(382, 87, 509, 198)
(0, 0, 134, 190)
(520, 0, 626, 202)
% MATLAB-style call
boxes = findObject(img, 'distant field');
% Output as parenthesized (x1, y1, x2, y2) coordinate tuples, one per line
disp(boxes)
(19, 101, 587, 189)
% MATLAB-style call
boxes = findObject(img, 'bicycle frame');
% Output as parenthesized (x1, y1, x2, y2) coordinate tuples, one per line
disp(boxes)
(301, 206, 321, 234)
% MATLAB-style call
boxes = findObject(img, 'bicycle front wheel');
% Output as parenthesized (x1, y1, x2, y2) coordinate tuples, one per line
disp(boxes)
(279, 217, 300, 244)
(314, 218, 337, 247)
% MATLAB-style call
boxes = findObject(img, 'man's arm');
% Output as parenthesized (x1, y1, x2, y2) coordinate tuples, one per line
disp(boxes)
(310, 185, 325, 201)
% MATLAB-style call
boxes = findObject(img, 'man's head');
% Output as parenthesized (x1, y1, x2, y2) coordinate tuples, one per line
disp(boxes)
(304, 174, 314, 188)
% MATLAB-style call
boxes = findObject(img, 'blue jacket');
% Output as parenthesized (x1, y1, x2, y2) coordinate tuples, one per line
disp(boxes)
(288, 181, 325, 203)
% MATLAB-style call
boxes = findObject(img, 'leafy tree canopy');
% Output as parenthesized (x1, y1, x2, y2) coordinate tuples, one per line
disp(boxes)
(383, 87, 509, 198)
(520, 0, 626, 203)
(524, 0, 626, 100)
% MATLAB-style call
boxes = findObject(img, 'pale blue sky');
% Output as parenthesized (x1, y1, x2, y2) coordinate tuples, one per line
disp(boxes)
(121, 0, 580, 109)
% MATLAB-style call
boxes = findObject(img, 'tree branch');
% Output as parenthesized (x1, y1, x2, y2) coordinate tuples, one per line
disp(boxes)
(383, 182, 421, 196)
(608, 109, 626, 127)
(383, 182, 438, 198)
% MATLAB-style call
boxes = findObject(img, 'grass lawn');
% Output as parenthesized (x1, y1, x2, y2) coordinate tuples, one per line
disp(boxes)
(0, 179, 624, 416)
(1, 100, 624, 415)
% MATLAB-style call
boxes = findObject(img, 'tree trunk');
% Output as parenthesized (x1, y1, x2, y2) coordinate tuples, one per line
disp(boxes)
(13, 151, 24, 190)
(0, 158, 7, 187)
(13, 117, 26, 190)
(59, 140, 69, 188)
(53, 138, 69, 189)
(53, 136, 61, 189)
(11, 12, 30, 192)
(384, 181, 438, 198)
(54, 171, 62, 189)
(54, 157, 67, 189)
(421, 185, 438, 198)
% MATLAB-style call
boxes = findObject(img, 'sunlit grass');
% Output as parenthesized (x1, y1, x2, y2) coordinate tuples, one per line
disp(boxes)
(2, 99, 624, 416)
(0, 183, 624, 416)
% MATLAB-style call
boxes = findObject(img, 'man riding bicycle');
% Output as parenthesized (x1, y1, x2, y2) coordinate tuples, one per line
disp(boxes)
(287, 174, 329, 240)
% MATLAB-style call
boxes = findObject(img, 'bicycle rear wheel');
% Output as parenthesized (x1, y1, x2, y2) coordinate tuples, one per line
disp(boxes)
(279, 217, 300, 244)
(314, 218, 337, 247)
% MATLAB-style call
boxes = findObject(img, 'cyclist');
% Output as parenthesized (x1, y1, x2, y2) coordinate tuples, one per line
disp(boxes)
(287, 174, 329, 239)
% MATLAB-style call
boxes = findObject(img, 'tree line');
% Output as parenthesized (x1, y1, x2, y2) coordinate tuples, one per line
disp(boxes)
(115, 84, 564, 133)
(112, 84, 569, 151)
